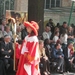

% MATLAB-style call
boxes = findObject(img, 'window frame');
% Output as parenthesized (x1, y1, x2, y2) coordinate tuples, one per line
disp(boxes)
(44, 0, 62, 9)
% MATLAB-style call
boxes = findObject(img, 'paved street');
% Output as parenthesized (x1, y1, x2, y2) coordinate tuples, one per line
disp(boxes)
(51, 72, 75, 75)
(8, 72, 75, 75)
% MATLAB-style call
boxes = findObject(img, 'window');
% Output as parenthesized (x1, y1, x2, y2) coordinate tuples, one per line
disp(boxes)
(46, 0, 50, 9)
(56, 0, 61, 7)
(0, 0, 14, 17)
(44, 0, 61, 9)
(51, 0, 55, 7)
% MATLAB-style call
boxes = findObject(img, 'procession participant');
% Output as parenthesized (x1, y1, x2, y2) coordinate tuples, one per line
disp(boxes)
(16, 21, 40, 75)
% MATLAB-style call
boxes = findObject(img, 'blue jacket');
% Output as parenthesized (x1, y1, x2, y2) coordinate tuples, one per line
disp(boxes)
(52, 48, 64, 59)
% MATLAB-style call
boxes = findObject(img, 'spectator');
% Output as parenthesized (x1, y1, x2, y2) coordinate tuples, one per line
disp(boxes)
(67, 26, 74, 43)
(0, 35, 14, 73)
(52, 43, 64, 73)
(56, 23, 60, 27)
(4, 26, 13, 41)
(21, 27, 28, 40)
(42, 26, 52, 40)
(44, 39, 51, 60)
(16, 26, 22, 41)
(60, 22, 68, 35)
(0, 19, 6, 33)
(7, 19, 13, 31)
(3, 26, 12, 39)
(46, 19, 55, 33)
(51, 27, 60, 40)
(60, 29, 68, 49)
(39, 40, 50, 75)
(63, 42, 75, 72)
(53, 31, 60, 44)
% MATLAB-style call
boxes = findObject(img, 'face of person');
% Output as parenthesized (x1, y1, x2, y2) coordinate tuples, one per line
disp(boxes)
(4, 37, 11, 43)
(6, 27, 10, 32)
(68, 43, 73, 49)
(68, 27, 72, 31)
(57, 32, 59, 36)
(55, 28, 59, 32)
(63, 24, 67, 28)
(17, 27, 21, 32)
(46, 26, 50, 32)
(39, 42, 44, 50)
(26, 26, 32, 34)
(2, 20, 6, 25)
(57, 44, 61, 49)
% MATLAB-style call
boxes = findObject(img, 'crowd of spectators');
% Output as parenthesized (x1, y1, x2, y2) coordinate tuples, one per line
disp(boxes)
(0, 17, 28, 75)
(0, 17, 75, 75)
(39, 19, 75, 75)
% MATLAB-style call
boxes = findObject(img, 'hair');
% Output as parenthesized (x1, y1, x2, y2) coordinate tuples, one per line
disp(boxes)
(39, 40, 44, 45)
(62, 29, 67, 37)
(54, 27, 59, 32)
(56, 23, 60, 27)
(55, 43, 60, 48)
(8, 19, 12, 23)
(54, 31, 59, 35)
(44, 39, 49, 46)
(63, 21, 67, 24)
(68, 26, 72, 30)
(49, 19, 53, 21)
(5, 26, 10, 31)
(29, 31, 36, 36)
(67, 41, 73, 47)
(15, 13, 21, 18)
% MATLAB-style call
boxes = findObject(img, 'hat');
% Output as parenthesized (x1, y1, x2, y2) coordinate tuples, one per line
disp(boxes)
(24, 21, 39, 36)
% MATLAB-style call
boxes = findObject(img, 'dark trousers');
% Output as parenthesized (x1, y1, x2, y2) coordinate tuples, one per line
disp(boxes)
(1, 58, 13, 72)
(0, 60, 6, 75)
(65, 58, 72, 71)
(39, 57, 50, 74)
(55, 57, 64, 71)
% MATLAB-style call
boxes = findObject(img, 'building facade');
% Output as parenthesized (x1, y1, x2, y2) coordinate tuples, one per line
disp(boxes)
(0, 0, 75, 25)
(44, 0, 75, 25)
(0, 0, 14, 17)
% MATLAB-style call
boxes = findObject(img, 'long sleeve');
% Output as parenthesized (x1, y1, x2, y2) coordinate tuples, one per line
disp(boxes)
(0, 42, 14, 57)
(52, 48, 64, 59)
(53, 49, 60, 58)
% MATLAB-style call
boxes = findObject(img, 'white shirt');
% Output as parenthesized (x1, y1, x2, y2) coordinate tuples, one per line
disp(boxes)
(53, 35, 59, 44)
(68, 48, 71, 58)
(42, 32, 50, 40)
(60, 34, 68, 44)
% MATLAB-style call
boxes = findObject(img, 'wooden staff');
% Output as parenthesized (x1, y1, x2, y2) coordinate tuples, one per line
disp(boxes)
(11, 18, 16, 71)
